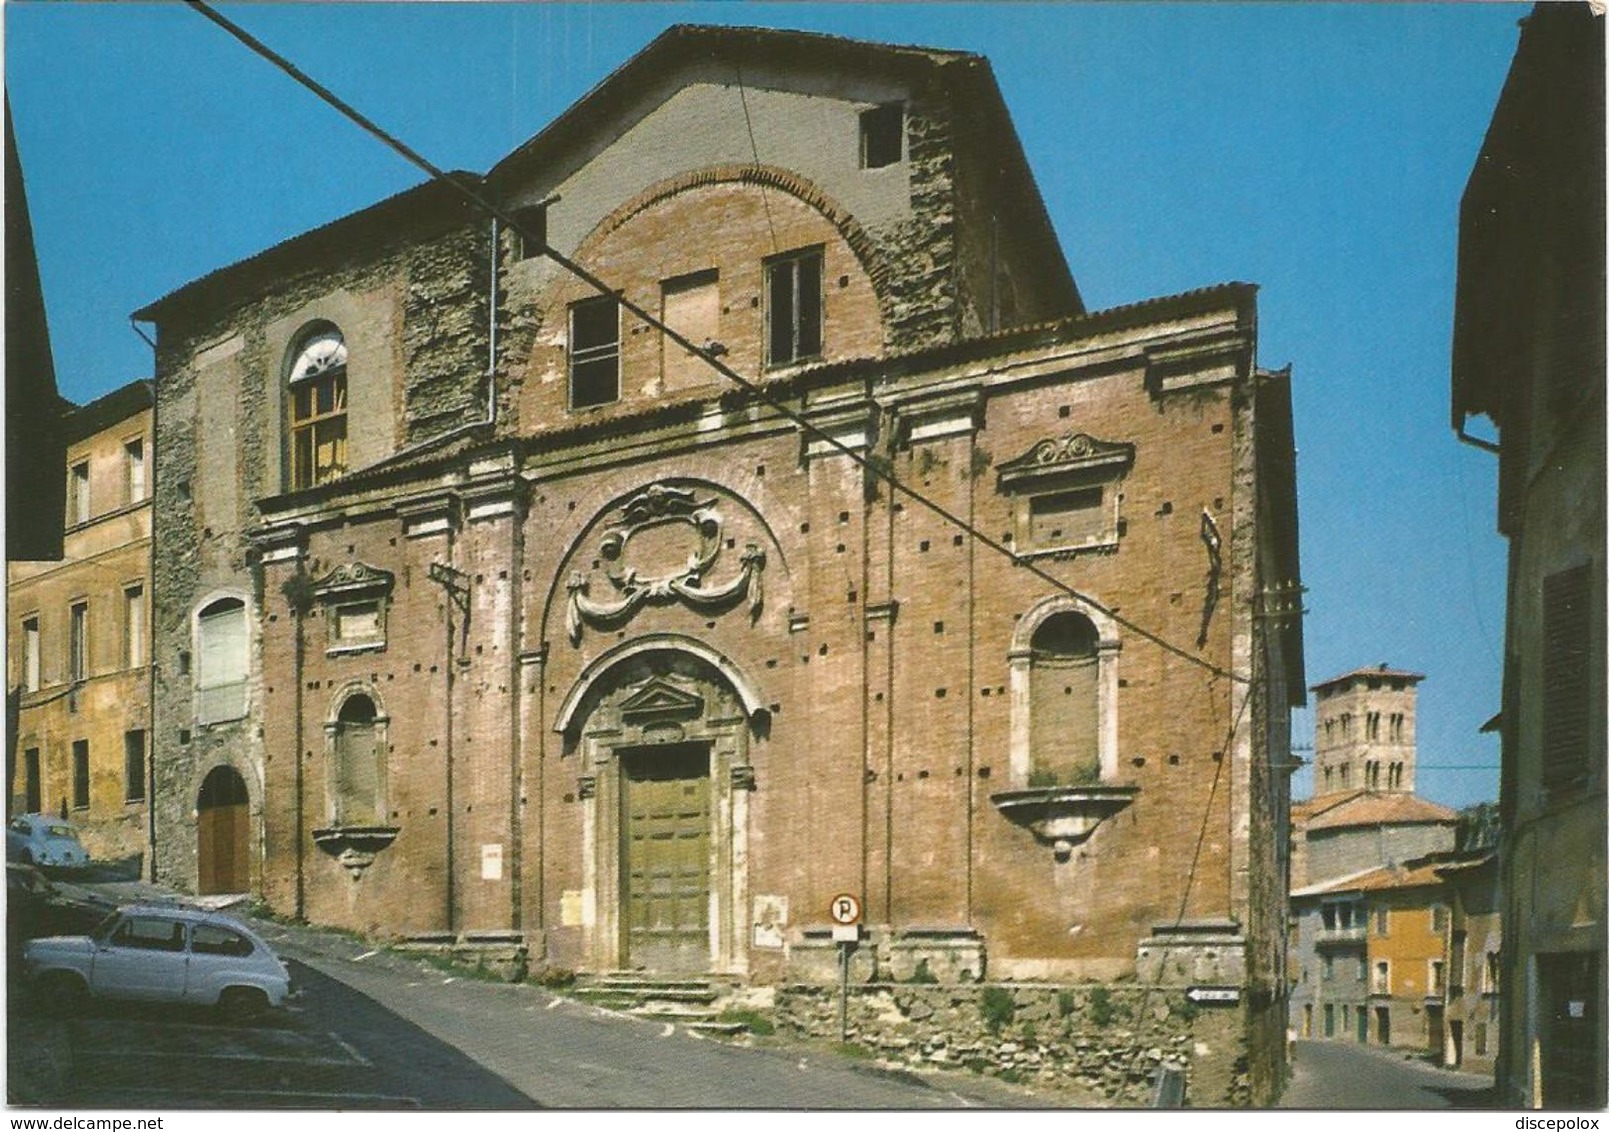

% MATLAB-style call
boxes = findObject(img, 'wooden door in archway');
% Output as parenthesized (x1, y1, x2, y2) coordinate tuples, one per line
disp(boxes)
(197, 765, 250, 894)
(621, 742, 710, 973)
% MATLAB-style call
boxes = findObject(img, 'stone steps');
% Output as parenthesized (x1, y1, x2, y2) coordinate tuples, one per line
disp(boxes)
(571, 974, 749, 1032)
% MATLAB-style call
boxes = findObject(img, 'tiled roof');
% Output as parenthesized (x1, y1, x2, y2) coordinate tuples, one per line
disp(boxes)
(1293, 859, 1445, 898)
(1291, 788, 1368, 825)
(1311, 664, 1425, 692)
(1303, 791, 1458, 833)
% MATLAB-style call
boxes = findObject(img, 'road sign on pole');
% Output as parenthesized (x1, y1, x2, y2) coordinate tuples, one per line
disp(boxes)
(830, 894, 862, 1043)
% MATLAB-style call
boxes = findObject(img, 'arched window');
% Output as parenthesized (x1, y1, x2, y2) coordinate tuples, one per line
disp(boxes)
(331, 693, 383, 826)
(196, 597, 248, 724)
(288, 326, 348, 489)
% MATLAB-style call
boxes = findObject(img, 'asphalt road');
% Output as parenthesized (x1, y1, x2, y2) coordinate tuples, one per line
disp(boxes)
(1278, 1039, 1497, 1109)
(9, 909, 1074, 1110)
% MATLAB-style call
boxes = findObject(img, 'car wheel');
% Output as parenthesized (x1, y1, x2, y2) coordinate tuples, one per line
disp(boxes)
(218, 986, 269, 1025)
(37, 971, 86, 1015)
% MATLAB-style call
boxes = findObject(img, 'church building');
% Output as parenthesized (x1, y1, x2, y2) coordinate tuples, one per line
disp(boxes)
(137, 25, 1304, 1099)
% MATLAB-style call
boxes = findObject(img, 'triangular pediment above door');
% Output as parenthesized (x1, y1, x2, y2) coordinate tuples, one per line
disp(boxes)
(618, 677, 705, 724)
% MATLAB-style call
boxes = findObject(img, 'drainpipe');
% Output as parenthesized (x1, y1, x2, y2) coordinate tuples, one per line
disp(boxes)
(487, 218, 499, 425)
(445, 563, 456, 935)
(292, 586, 306, 920)
(131, 328, 160, 883)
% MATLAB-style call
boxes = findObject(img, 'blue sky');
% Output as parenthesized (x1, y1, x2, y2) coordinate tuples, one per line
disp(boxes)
(5, 2, 1523, 808)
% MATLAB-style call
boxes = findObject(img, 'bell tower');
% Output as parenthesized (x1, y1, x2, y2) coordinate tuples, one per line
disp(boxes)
(1310, 664, 1423, 796)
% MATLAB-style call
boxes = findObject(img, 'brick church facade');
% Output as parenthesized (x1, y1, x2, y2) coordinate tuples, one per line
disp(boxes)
(138, 25, 1303, 1094)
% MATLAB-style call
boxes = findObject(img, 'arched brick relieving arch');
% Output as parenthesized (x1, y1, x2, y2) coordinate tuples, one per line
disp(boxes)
(576, 164, 895, 314)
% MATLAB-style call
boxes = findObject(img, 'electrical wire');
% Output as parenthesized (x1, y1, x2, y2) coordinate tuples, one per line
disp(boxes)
(182, 0, 1257, 686)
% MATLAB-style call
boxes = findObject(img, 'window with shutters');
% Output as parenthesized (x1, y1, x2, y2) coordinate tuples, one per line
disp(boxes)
(21, 616, 40, 692)
(69, 602, 89, 684)
(195, 596, 249, 725)
(124, 437, 146, 504)
(68, 461, 90, 526)
(765, 247, 823, 367)
(124, 729, 146, 803)
(72, 740, 90, 811)
(23, 748, 41, 813)
(1542, 564, 1593, 789)
(123, 585, 146, 670)
(569, 295, 621, 409)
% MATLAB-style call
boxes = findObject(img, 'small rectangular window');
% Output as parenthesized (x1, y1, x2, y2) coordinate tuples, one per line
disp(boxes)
(765, 248, 823, 367)
(1373, 960, 1390, 994)
(1431, 905, 1448, 933)
(69, 461, 90, 525)
(124, 585, 146, 670)
(22, 617, 40, 692)
(125, 438, 146, 504)
(23, 748, 41, 813)
(69, 602, 89, 683)
(72, 740, 90, 810)
(860, 102, 904, 169)
(1374, 907, 1390, 935)
(569, 295, 621, 409)
(511, 204, 548, 262)
(124, 730, 146, 803)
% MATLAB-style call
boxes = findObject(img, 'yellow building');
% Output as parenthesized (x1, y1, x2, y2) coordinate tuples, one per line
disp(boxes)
(8, 380, 153, 865)
(1351, 860, 1451, 1053)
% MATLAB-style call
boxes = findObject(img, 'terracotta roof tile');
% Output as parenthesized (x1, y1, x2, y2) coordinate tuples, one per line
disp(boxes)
(1303, 791, 1458, 833)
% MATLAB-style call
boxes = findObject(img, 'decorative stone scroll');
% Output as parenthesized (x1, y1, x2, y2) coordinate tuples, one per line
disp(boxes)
(311, 560, 396, 601)
(566, 483, 765, 644)
(995, 432, 1135, 492)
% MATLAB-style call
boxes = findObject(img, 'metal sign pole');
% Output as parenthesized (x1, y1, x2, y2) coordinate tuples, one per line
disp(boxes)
(838, 940, 850, 1043)
(828, 892, 861, 1046)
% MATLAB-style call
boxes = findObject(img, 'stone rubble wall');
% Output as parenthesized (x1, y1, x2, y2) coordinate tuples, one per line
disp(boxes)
(774, 982, 1250, 1107)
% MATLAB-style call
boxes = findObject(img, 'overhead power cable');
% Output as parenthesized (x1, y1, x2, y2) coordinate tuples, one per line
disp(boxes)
(184, 0, 1256, 685)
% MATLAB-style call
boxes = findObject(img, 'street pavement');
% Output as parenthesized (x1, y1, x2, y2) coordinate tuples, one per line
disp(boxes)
(8, 885, 1086, 1109)
(1278, 1038, 1497, 1109)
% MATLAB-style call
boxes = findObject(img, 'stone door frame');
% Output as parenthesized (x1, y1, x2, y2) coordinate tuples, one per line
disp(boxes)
(557, 636, 762, 976)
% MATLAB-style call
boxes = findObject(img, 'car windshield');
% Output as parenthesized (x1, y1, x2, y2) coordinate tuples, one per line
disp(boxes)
(90, 911, 124, 941)
(44, 826, 78, 839)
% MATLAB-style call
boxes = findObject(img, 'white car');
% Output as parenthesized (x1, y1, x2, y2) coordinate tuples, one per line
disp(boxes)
(24, 904, 295, 1022)
(6, 815, 91, 871)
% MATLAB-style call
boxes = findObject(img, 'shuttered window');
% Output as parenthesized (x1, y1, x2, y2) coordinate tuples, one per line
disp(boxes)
(569, 296, 621, 409)
(196, 598, 248, 725)
(1542, 564, 1593, 788)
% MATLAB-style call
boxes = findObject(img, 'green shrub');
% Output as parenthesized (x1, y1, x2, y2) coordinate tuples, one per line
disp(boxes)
(909, 958, 939, 984)
(538, 966, 576, 989)
(980, 985, 1016, 1032)
(718, 1008, 776, 1036)
(1057, 989, 1078, 1017)
(1088, 986, 1115, 1027)
(1027, 767, 1060, 788)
